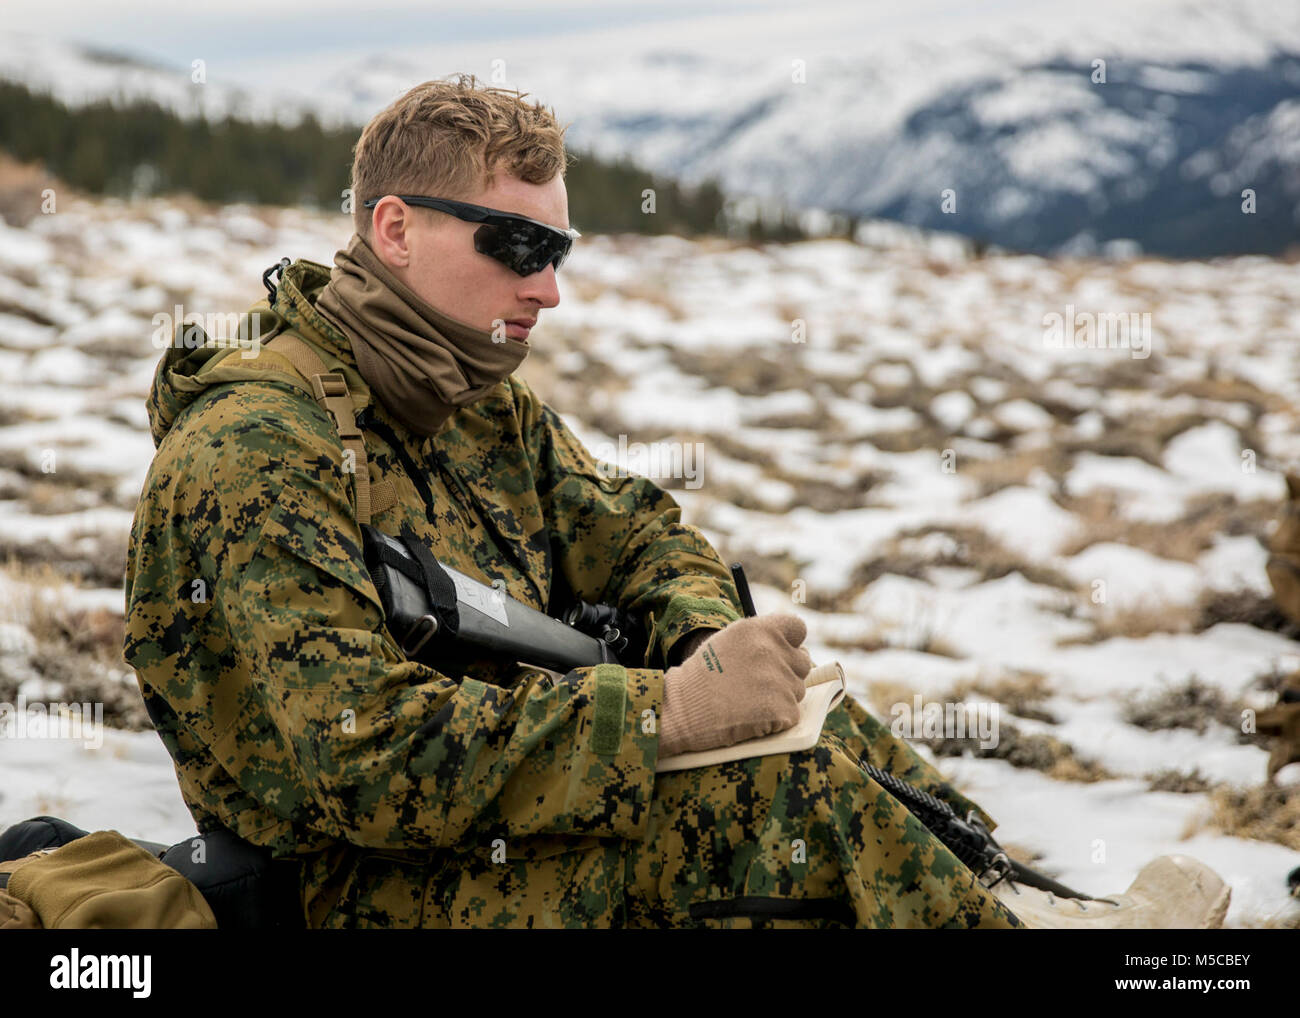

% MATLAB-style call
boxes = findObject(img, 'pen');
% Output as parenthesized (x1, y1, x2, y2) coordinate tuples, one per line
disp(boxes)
(729, 562, 757, 618)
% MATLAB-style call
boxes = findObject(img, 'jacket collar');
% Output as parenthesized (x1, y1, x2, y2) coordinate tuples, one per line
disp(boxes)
(268, 257, 377, 410)
(272, 256, 539, 595)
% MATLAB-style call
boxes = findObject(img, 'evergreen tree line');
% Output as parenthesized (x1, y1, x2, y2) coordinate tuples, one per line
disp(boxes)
(0, 78, 816, 241)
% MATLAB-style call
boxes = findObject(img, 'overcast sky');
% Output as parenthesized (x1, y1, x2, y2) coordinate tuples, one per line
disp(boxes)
(10, 0, 1077, 75)
(5, 0, 1262, 110)
(13, 1, 785, 67)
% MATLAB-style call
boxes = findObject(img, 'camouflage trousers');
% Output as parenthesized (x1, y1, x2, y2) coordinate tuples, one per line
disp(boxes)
(301, 692, 1024, 929)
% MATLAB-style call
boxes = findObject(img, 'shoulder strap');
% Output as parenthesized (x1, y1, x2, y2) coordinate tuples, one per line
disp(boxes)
(264, 332, 396, 525)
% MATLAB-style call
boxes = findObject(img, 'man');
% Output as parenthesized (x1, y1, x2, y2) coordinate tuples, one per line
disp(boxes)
(122, 74, 1227, 928)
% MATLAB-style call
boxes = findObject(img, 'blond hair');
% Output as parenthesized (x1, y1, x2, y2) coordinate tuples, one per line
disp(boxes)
(350, 73, 569, 238)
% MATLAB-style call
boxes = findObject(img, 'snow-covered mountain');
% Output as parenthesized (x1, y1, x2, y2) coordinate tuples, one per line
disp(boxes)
(2, 0, 1299, 255)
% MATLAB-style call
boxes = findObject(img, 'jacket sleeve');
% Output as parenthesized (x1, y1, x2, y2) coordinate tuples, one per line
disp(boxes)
(512, 377, 743, 669)
(185, 387, 663, 851)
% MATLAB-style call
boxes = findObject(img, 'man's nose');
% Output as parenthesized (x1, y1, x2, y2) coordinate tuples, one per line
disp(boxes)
(519, 263, 561, 308)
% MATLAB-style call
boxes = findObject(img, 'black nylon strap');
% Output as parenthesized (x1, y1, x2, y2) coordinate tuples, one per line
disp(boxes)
(368, 540, 427, 588)
(400, 523, 460, 638)
(363, 412, 439, 526)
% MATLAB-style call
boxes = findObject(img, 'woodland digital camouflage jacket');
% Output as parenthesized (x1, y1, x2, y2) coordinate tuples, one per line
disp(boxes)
(123, 256, 743, 878)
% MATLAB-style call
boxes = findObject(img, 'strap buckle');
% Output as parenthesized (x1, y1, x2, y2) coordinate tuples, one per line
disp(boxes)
(309, 372, 348, 402)
(402, 614, 441, 658)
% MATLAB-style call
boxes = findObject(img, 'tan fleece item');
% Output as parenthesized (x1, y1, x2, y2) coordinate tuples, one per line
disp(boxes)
(658, 613, 813, 758)
(6, 830, 217, 929)
(0, 887, 41, 928)
(316, 232, 529, 437)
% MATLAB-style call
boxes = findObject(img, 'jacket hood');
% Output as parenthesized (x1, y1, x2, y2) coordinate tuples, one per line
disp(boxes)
(144, 258, 373, 448)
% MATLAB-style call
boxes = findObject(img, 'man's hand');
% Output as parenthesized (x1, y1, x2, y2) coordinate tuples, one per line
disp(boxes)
(658, 614, 813, 757)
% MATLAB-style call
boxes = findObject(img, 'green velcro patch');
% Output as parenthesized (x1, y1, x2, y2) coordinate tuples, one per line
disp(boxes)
(658, 594, 742, 636)
(591, 664, 628, 756)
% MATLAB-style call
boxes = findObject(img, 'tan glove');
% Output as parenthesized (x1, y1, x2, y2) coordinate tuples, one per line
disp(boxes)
(658, 613, 813, 757)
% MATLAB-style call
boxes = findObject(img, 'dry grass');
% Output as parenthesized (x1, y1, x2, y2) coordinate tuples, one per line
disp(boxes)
(23, 481, 103, 516)
(651, 428, 887, 515)
(1248, 666, 1300, 698)
(746, 407, 828, 430)
(959, 446, 1070, 497)
(854, 425, 952, 454)
(1146, 768, 1214, 793)
(1166, 375, 1288, 415)
(1058, 490, 1276, 575)
(907, 630, 963, 659)
(1196, 588, 1299, 637)
(0, 559, 150, 730)
(775, 471, 885, 513)
(927, 722, 1115, 782)
(667, 347, 818, 397)
(820, 616, 963, 659)
(9, 568, 117, 654)
(547, 359, 630, 418)
(1057, 598, 1199, 645)
(1197, 783, 1300, 851)
(863, 360, 922, 401)
(861, 678, 923, 719)
(1063, 411, 1212, 467)
(0, 291, 58, 330)
(28, 647, 151, 731)
(714, 547, 804, 599)
(605, 281, 688, 321)
(0, 448, 123, 509)
(819, 630, 892, 655)
(0, 529, 127, 589)
(850, 524, 1076, 593)
(950, 670, 1057, 723)
(1060, 491, 1222, 562)
(1092, 357, 1171, 392)
(1122, 677, 1246, 737)
(1047, 755, 1116, 782)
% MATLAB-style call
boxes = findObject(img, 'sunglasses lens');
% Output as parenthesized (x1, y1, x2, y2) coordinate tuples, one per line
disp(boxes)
(474, 222, 573, 276)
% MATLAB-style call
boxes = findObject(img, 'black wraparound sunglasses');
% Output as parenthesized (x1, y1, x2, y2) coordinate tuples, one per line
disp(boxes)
(362, 195, 580, 277)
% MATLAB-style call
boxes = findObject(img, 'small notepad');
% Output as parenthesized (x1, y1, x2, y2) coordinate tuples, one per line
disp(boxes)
(656, 662, 846, 772)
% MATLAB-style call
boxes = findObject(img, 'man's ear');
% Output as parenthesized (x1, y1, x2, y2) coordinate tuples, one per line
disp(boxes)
(368, 197, 414, 269)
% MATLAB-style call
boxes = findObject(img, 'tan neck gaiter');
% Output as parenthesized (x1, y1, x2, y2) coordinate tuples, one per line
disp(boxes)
(315, 233, 529, 437)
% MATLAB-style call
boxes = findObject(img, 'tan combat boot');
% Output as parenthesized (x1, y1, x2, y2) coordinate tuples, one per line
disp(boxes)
(995, 855, 1231, 929)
